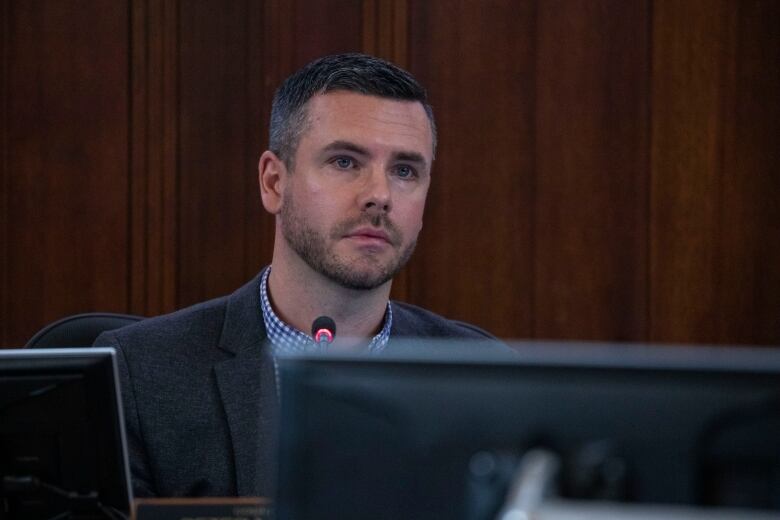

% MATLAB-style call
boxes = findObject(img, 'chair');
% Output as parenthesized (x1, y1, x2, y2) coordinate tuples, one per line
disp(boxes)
(25, 312, 144, 348)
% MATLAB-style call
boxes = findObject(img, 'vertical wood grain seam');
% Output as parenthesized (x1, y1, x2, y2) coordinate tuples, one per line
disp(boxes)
(712, 2, 727, 341)
(361, 0, 409, 65)
(264, 0, 279, 87)
(130, 0, 144, 315)
(394, 0, 408, 66)
(645, 0, 654, 342)
(155, 0, 165, 313)
(126, 0, 132, 313)
(529, 0, 539, 339)
(167, 0, 180, 311)
(140, 0, 150, 314)
(130, 0, 150, 316)
(0, 0, 7, 344)
(715, 1, 738, 341)
(128, 0, 140, 314)
(361, 0, 376, 55)
(130, 0, 179, 316)
(648, 0, 663, 342)
(531, 0, 543, 338)
(145, 0, 152, 315)
(243, 0, 251, 280)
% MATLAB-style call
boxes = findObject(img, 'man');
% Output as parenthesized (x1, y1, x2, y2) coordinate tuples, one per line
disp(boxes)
(95, 53, 494, 498)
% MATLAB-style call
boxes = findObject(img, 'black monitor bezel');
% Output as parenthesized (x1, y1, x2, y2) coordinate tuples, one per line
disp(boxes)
(0, 347, 132, 518)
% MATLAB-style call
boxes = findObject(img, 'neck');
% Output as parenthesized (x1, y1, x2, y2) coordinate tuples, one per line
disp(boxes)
(267, 244, 391, 349)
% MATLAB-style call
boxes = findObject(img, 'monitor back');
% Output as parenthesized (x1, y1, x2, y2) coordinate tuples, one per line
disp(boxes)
(0, 348, 132, 519)
(276, 341, 780, 520)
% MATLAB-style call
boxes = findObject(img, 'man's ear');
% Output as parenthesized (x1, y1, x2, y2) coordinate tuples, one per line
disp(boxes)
(258, 150, 287, 214)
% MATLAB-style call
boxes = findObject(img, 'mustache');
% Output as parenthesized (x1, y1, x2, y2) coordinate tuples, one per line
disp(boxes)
(331, 214, 403, 246)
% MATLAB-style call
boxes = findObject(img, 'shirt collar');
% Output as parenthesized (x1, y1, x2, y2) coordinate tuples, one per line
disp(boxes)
(259, 267, 392, 355)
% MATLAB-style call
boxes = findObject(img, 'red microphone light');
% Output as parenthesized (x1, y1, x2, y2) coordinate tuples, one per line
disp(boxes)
(311, 316, 336, 348)
(314, 328, 334, 344)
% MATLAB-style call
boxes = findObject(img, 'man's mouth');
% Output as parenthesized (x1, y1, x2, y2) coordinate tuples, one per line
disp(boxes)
(345, 227, 393, 245)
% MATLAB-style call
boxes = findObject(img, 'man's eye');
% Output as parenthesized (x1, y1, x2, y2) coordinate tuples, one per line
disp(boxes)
(332, 157, 355, 169)
(395, 165, 417, 179)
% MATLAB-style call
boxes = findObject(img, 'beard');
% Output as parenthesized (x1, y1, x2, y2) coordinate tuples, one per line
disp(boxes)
(280, 190, 417, 290)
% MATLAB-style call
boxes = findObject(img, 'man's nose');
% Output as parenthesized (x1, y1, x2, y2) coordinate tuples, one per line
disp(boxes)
(359, 167, 392, 214)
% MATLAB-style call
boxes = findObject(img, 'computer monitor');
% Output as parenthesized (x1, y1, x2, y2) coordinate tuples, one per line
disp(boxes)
(275, 341, 780, 519)
(0, 348, 132, 519)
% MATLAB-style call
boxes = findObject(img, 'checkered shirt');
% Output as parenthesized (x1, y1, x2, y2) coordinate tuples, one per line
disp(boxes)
(259, 267, 392, 356)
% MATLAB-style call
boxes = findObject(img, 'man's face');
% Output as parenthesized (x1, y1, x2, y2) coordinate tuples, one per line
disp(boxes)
(279, 91, 433, 290)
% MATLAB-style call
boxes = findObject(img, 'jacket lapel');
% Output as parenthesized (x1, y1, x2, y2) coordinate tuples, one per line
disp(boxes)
(213, 270, 278, 497)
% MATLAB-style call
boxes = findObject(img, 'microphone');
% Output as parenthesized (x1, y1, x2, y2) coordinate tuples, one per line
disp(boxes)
(311, 316, 336, 350)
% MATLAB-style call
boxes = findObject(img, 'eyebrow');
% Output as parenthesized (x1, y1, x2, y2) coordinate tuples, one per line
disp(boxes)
(321, 140, 429, 169)
(393, 151, 427, 167)
(322, 140, 370, 157)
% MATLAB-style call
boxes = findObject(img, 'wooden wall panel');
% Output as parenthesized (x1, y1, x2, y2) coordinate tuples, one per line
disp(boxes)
(1, 0, 7, 345)
(1, 0, 129, 346)
(534, 0, 650, 341)
(177, 1, 260, 306)
(651, 0, 780, 344)
(254, 0, 370, 108)
(721, 0, 780, 344)
(362, 0, 408, 62)
(242, 1, 274, 300)
(2, 0, 778, 346)
(290, 0, 364, 64)
(129, 0, 178, 316)
(175, 0, 367, 308)
(406, 0, 537, 338)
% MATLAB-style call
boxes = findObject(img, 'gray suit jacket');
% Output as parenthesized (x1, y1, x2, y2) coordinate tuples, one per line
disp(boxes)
(94, 269, 494, 498)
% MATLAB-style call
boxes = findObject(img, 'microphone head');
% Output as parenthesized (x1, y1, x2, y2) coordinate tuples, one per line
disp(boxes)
(311, 315, 337, 345)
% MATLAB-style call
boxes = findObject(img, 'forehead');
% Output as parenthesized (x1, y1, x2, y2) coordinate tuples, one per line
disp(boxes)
(300, 91, 434, 160)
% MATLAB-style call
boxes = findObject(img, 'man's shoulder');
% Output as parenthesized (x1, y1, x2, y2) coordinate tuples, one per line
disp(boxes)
(93, 272, 265, 359)
(391, 301, 495, 339)
(95, 294, 231, 355)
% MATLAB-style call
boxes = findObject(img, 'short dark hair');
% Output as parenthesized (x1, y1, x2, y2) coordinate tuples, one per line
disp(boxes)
(269, 53, 436, 168)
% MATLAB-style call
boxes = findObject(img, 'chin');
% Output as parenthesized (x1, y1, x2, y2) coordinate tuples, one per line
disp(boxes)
(327, 264, 395, 291)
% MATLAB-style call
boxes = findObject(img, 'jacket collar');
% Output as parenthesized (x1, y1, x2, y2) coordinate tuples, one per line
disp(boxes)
(217, 268, 268, 356)
(213, 268, 278, 497)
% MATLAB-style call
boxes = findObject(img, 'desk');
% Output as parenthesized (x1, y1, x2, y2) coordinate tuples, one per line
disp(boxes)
(133, 497, 272, 520)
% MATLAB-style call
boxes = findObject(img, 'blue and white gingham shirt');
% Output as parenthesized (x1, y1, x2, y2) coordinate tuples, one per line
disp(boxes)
(259, 267, 392, 356)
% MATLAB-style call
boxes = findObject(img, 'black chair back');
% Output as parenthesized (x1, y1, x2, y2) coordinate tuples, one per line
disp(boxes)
(25, 312, 144, 348)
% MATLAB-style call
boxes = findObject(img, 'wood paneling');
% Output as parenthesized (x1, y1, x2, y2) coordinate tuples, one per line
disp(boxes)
(1, 0, 8, 345)
(534, 0, 650, 340)
(2, 0, 779, 346)
(243, 1, 274, 296)
(362, 0, 408, 63)
(175, 0, 366, 308)
(130, 0, 178, 316)
(290, 0, 363, 65)
(651, 0, 780, 344)
(177, 1, 258, 306)
(1, 0, 129, 346)
(722, 0, 780, 344)
(406, 0, 537, 338)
